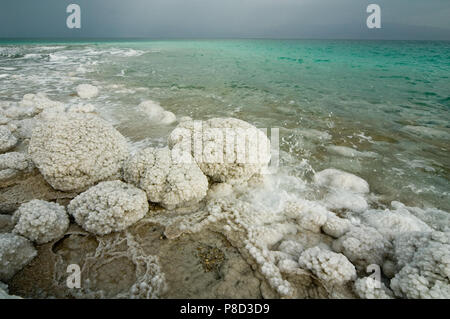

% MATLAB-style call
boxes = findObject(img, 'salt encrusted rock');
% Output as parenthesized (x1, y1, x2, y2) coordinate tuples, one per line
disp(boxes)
(391, 201, 450, 232)
(168, 117, 271, 185)
(278, 240, 304, 260)
(322, 213, 352, 238)
(1, 93, 65, 121)
(0, 152, 34, 182)
(3, 93, 95, 123)
(123, 147, 208, 209)
(8, 118, 36, 140)
(332, 226, 390, 270)
(12, 200, 69, 244)
(68, 181, 149, 235)
(298, 247, 356, 285)
(354, 277, 394, 299)
(137, 100, 176, 125)
(322, 191, 368, 213)
(76, 84, 99, 99)
(0, 126, 17, 153)
(284, 200, 328, 233)
(0, 233, 37, 281)
(1, 101, 34, 120)
(314, 168, 369, 213)
(20, 93, 65, 115)
(362, 204, 432, 241)
(29, 112, 129, 191)
(390, 231, 450, 299)
(67, 103, 97, 114)
(314, 168, 369, 194)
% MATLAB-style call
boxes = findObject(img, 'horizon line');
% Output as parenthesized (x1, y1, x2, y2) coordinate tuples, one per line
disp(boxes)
(1, 37, 450, 43)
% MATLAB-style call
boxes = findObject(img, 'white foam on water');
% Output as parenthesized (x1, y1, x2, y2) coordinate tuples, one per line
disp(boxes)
(327, 145, 378, 158)
(35, 46, 67, 51)
(403, 125, 450, 140)
(109, 48, 145, 57)
(48, 53, 68, 62)
(23, 53, 43, 59)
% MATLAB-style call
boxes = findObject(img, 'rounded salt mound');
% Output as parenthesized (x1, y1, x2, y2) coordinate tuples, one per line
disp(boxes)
(76, 84, 99, 99)
(29, 112, 129, 191)
(298, 246, 357, 285)
(168, 117, 271, 185)
(123, 147, 208, 209)
(13, 200, 69, 244)
(68, 180, 149, 235)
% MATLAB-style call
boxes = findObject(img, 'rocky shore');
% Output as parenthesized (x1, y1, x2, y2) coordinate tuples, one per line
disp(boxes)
(0, 88, 449, 299)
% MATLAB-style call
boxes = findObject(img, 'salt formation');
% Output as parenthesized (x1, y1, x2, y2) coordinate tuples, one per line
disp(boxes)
(146, 193, 348, 298)
(298, 247, 356, 285)
(284, 200, 328, 233)
(0, 126, 17, 153)
(0, 233, 37, 281)
(0, 152, 34, 182)
(1, 93, 95, 125)
(314, 168, 369, 194)
(390, 201, 450, 232)
(314, 168, 370, 213)
(19, 93, 66, 115)
(353, 277, 394, 299)
(54, 230, 166, 299)
(168, 118, 271, 185)
(332, 226, 390, 270)
(7, 118, 35, 140)
(278, 240, 304, 259)
(76, 84, 99, 99)
(137, 100, 176, 125)
(68, 181, 149, 235)
(124, 233, 167, 299)
(29, 112, 129, 191)
(322, 214, 352, 238)
(0, 93, 64, 120)
(66, 103, 97, 114)
(123, 147, 208, 209)
(390, 231, 450, 299)
(1, 90, 449, 299)
(362, 204, 432, 240)
(12, 200, 69, 244)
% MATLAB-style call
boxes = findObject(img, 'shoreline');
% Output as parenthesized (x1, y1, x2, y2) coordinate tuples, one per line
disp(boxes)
(1, 90, 449, 299)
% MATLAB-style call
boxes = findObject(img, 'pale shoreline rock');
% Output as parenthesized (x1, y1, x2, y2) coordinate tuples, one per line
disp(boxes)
(29, 112, 129, 191)
(76, 84, 99, 99)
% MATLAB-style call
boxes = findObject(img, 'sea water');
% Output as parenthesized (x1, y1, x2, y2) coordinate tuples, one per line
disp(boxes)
(0, 39, 449, 211)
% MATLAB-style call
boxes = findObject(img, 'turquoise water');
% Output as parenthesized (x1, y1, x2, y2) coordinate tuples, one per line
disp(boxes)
(0, 39, 449, 210)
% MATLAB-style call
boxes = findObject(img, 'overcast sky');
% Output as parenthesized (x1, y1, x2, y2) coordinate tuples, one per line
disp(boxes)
(1, 0, 449, 40)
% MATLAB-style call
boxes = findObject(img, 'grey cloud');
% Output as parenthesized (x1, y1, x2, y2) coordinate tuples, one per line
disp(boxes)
(0, 0, 449, 40)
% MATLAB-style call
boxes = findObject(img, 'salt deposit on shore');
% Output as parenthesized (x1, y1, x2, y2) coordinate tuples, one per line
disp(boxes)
(0, 93, 449, 299)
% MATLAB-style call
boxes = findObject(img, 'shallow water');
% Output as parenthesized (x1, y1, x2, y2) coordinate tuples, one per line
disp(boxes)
(0, 39, 449, 211)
